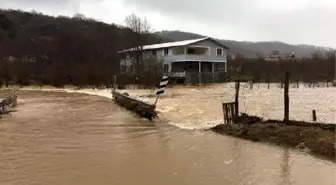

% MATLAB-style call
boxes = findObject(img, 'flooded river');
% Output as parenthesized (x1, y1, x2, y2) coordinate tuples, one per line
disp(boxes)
(0, 91, 335, 185)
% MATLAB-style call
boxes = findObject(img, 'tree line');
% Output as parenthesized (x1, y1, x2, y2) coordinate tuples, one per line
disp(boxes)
(228, 51, 335, 84)
(0, 9, 164, 88)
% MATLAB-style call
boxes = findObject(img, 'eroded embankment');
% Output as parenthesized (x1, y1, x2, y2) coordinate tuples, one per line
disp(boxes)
(211, 121, 335, 160)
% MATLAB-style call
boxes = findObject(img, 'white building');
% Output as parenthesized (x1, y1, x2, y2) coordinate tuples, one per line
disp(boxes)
(118, 37, 229, 83)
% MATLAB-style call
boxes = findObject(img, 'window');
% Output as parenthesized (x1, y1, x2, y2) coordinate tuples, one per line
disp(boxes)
(152, 50, 157, 56)
(187, 48, 196, 54)
(164, 48, 169, 56)
(216, 48, 223, 56)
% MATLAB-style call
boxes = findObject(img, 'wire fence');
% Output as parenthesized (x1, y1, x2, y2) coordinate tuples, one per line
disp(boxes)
(232, 80, 336, 124)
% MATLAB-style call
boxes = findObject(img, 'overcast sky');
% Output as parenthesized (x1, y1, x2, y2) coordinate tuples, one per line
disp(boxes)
(1, 0, 336, 48)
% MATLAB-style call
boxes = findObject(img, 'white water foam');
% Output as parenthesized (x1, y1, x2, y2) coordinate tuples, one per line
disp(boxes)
(13, 84, 336, 130)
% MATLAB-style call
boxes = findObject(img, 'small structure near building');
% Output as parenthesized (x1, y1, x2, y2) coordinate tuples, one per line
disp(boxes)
(118, 37, 229, 84)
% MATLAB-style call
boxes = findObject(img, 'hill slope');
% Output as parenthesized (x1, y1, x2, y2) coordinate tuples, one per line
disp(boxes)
(155, 30, 333, 57)
(0, 9, 163, 87)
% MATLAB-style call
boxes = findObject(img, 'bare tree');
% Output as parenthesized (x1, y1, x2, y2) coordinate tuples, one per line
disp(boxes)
(124, 13, 151, 77)
(125, 14, 152, 36)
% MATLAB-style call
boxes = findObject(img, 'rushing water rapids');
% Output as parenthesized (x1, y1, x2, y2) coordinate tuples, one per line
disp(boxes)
(0, 91, 335, 185)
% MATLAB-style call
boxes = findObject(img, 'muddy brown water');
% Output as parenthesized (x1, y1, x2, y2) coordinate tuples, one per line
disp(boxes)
(0, 91, 335, 185)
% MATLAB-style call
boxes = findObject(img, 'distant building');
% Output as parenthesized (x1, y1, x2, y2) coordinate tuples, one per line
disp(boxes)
(118, 37, 230, 83)
(0, 56, 17, 63)
(8, 56, 17, 63)
(264, 53, 296, 62)
(22, 55, 37, 63)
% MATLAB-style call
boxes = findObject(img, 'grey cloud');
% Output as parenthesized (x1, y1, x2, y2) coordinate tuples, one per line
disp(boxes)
(0, 0, 90, 15)
(1, 0, 76, 8)
(121, 0, 258, 26)
(121, 0, 336, 47)
(1, 0, 335, 47)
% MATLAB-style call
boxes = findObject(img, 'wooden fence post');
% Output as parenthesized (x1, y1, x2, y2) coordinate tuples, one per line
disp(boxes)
(312, 110, 317, 121)
(235, 80, 240, 116)
(296, 76, 299, 88)
(113, 76, 117, 90)
(284, 72, 290, 122)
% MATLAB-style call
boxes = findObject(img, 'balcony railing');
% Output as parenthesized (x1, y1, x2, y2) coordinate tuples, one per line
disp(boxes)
(167, 72, 228, 84)
(169, 72, 186, 78)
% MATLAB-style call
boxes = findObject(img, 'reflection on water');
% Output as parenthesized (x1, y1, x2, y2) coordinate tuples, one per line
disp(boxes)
(0, 91, 335, 185)
(281, 149, 291, 185)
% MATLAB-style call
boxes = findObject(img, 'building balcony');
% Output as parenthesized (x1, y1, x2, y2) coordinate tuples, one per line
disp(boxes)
(162, 54, 226, 63)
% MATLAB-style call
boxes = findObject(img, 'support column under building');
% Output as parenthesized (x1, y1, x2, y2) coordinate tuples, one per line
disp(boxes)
(199, 61, 201, 84)
(212, 62, 215, 83)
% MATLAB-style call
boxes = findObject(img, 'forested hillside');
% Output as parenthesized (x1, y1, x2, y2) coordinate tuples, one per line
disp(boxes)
(0, 9, 334, 87)
(155, 30, 333, 57)
(0, 9, 164, 87)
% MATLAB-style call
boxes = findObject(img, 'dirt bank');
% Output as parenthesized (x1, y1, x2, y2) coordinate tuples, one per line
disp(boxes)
(211, 122, 335, 160)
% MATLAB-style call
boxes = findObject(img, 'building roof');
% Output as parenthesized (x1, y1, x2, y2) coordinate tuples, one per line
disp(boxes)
(118, 37, 229, 53)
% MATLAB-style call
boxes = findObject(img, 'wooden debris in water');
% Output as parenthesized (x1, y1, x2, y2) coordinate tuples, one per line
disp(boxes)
(0, 89, 19, 116)
(112, 90, 157, 120)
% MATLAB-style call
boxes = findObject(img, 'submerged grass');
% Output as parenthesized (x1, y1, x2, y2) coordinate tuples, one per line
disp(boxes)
(211, 122, 335, 161)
